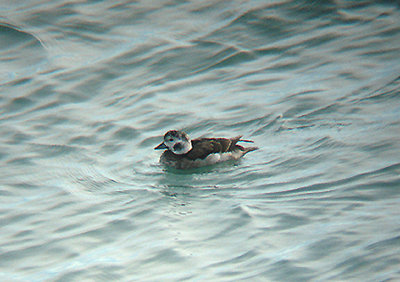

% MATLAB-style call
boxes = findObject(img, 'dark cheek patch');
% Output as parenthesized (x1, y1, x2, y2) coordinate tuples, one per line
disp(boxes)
(173, 143, 183, 151)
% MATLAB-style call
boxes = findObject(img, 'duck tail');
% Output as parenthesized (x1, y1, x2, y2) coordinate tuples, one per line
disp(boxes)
(229, 136, 257, 154)
(228, 135, 243, 149)
(239, 139, 254, 143)
(242, 146, 258, 155)
(231, 136, 255, 144)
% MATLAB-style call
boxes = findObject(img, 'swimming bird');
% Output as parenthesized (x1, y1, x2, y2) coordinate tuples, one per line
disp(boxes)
(154, 130, 258, 169)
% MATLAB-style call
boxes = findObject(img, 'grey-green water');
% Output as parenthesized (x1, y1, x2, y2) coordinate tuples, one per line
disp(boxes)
(1, 1, 400, 281)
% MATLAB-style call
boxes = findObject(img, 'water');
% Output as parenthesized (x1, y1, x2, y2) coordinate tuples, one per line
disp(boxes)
(1, 0, 400, 281)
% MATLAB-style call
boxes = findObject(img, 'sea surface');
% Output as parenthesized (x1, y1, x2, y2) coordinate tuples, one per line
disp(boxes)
(1, 1, 400, 281)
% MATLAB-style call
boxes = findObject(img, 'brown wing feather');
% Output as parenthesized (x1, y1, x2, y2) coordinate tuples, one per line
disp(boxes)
(213, 138, 232, 152)
(227, 136, 243, 151)
(184, 138, 227, 160)
(184, 136, 253, 160)
(183, 140, 208, 160)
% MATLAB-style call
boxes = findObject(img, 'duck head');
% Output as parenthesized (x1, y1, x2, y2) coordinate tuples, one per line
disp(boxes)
(154, 130, 192, 155)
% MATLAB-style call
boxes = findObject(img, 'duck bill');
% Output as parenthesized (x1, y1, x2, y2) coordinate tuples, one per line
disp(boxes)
(154, 142, 168, 150)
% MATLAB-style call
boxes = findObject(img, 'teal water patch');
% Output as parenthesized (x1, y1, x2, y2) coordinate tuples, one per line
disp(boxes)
(0, 23, 47, 84)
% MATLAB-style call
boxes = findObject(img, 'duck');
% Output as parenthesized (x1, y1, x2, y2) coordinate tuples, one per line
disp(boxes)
(154, 130, 258, 169)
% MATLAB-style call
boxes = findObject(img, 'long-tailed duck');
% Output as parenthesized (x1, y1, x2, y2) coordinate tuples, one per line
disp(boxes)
(154, 130, 258, 169)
